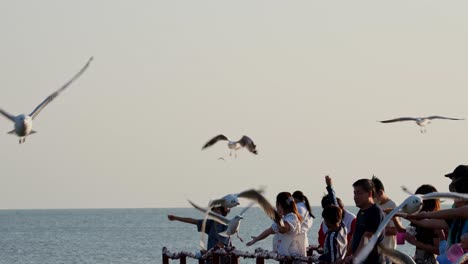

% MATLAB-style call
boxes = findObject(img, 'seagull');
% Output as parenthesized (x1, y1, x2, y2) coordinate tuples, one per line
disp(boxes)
(207, 189, 281, 223)
(197, 188, 282, 249)
(0, 57, 93, 143)
(379, 116, 464, 133)
(202, 134, 258, 158)
(455, 253, 468, 264)
(189, 200, 254, 243)
(354, 192, 468, 264)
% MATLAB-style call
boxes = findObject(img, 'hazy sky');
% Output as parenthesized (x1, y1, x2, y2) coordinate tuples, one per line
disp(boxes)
(0, 1, 467, 209)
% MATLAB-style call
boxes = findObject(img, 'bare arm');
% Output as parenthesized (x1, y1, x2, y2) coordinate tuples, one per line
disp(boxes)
(408, 218, 448, 229)
(409, 205, 468, 220)
(246, 227, 274, 246)
(167, 214, 198, 225)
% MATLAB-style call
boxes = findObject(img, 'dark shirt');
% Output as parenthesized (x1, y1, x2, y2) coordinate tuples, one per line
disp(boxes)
(197, 219, 230, 250)
(351, 203, 385, 264)
(446, 217, 468, 247)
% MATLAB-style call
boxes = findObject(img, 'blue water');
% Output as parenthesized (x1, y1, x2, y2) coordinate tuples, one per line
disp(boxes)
(0, 207, 416, 264)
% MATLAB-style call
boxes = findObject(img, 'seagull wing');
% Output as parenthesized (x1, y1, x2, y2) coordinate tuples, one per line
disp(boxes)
(377, 245, 416, 264)
(239, 202, 255, 216)
(354, 196, 414, 264)
(455, 253, 468, 264)
(379, 117, 418, 123)
(188, 200, 230, 225)
(426, 116, 465, 121)
(29, 57, 93, 120)
(238, 135, 258, 154)
(0, 108, 15, 122)
(401, 186, 414, 195)
(421, 192, 468, 201)
(202, 134, 228, 150)
(238, 189, 282, 223)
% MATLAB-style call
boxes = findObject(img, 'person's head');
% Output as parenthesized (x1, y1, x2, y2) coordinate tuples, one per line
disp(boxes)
(292, 190, 315, 218)
(276, 192, 302, 222)
(322, 205, 343, 229)
(371, 175, 386, 204)
(353, 179, 376, 209)
(213, 206, 230, 216)
(415, 184, 440, 212)
(446, 165, 468, 194)
(321, 194, 344, 209)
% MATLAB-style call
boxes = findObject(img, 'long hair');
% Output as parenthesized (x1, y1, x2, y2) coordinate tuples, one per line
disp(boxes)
(277, 192, 302, 222)
(293, 190, 315, 218)
(415, 184, 440, 212)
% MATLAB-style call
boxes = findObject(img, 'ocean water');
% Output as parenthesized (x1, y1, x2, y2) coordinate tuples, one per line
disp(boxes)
(0, 207, 416, 264)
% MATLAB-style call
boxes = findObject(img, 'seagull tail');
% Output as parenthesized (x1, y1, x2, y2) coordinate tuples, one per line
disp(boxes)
(7, 130, 16, 135)
(30, 130, 37, 135)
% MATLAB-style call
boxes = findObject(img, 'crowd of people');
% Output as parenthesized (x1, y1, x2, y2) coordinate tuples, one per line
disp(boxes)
(167, 164, 468, 264)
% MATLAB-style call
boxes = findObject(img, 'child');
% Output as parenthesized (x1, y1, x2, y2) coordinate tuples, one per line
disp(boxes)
(319, 205, 347, 263)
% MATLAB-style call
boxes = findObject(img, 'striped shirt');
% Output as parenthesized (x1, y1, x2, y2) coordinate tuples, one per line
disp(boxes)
(319, 222, 347, 263)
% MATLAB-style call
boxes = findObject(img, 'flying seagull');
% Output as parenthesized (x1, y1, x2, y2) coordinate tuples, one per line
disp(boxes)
(207, 189, 281, 223)
(197, 188, 282, 249)
(379, 116, 464, 133)
(0, 57, 93, 143)
(202, 134, 258, 158)
(354, 192, 468, 264)
(189, 200, 254, 244)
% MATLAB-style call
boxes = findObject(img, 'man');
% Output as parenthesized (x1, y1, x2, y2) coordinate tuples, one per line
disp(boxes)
(339, 178, 385, 264)
(167, 206, 231, 250)
(372, 175, 399, 263)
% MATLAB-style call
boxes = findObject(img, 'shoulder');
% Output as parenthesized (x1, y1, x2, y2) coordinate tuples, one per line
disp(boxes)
(284, 212, 299, 221)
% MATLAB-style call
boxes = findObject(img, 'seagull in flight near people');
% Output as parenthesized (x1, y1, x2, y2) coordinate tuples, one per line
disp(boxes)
(354, 191, 468, 264)
(379, 116, 464, 133)
(202, 134, 258, 158)
(0, 57, 93, 143)
(196, 188, 282, 249)
(189, 200, 254, 244)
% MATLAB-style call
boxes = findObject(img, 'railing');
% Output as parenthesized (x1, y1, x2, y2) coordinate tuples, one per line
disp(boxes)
(162, 246, 321, 264)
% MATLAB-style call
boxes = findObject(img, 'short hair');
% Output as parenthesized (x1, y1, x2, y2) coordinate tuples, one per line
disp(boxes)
(322, 205, 343, 225)
(353, 178, 376, 196)
(371, 175, 385, 193)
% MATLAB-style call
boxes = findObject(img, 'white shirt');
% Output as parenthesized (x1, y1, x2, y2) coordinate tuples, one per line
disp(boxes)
(275, 213, 306, 257)
(378, 199, 397, 249)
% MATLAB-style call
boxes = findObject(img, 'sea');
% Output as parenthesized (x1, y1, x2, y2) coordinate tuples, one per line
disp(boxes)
(0, 206, 417, 264)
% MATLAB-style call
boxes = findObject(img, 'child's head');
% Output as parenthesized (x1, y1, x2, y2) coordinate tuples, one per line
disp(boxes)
(322, 205, 342, 229)
(276, 191, 302, 222)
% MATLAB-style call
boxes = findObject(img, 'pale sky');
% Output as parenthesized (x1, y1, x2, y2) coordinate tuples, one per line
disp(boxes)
(0, 1, 467, 209)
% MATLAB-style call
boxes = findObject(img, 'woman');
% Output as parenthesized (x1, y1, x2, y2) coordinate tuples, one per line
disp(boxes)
(293, 190, 314, 248)
(246, 192, 306, 259)
(393, 184, 444, 264)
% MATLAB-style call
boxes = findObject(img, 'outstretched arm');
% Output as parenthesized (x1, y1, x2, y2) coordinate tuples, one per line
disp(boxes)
(167, 214, 198, 225)
(407, 218, 448, 229)
(408, 205, 468, 220)
(246, 227, 274, 246)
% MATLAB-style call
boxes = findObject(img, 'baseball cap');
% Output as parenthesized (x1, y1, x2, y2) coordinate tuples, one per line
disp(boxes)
(445, 165, 468, 179)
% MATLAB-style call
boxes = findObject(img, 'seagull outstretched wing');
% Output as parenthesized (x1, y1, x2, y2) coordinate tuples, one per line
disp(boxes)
(239, 135, 258, 154)
(202, 134, 228, 150)
(0, 109, 15, 122)
(426, 116, 464, 121)
(188, 200, 230, 225)
(379, 117, 418, 123)
(29, 56, 93, 120)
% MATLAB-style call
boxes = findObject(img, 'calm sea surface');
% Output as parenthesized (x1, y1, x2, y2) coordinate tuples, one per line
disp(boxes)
(0, 207, 417, 264)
